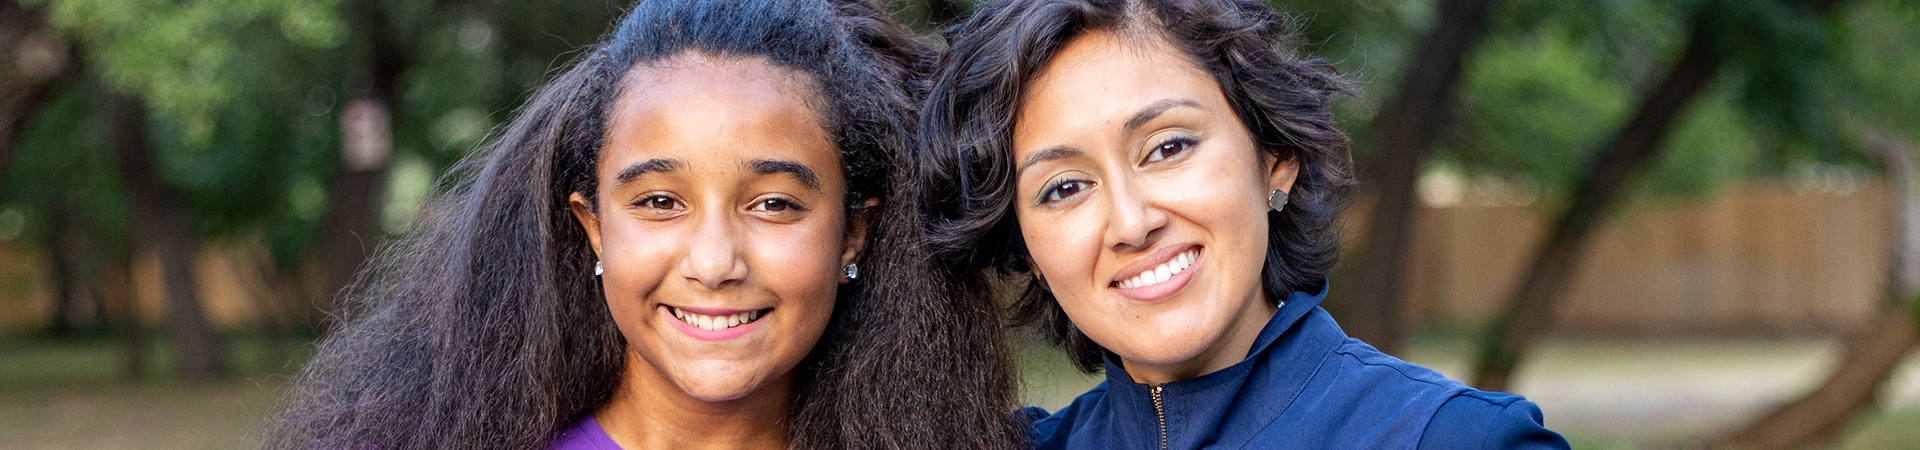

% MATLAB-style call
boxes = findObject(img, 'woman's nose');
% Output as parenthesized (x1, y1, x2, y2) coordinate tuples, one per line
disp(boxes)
(1103, 176, 1170, 253)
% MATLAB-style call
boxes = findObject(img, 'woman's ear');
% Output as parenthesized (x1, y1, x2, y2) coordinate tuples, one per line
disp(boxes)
(839, 198, 883, 275)
(568, 192, 604, 259)
(1267, 152, 1301, 195)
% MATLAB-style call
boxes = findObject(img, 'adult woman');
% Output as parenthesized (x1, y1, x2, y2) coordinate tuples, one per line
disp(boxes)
(266, 1, 1025, 448)
(920, 0, 1567, 448)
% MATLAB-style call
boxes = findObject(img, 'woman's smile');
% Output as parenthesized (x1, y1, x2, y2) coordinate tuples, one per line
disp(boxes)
(661, 304, 774, 341)
(1009, 29, 1289, 383)
(1110, 245, 1203, 302)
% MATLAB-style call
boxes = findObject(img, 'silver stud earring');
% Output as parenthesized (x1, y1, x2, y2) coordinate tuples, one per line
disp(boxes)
(594, 261, 604, 276)
(844, 264, 859, 280)
(1268, 189, 1289, 212)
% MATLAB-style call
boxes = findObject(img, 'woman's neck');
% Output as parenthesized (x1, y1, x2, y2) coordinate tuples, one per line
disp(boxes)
(595, 352, 792, 450)
(1122, 293, 1279, 386)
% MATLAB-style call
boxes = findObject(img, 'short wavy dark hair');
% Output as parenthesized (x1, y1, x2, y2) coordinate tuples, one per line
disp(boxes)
(918, 0, 1357, 373)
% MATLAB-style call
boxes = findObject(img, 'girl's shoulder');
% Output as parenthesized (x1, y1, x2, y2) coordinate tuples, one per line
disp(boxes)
(548, 415, 622, 450)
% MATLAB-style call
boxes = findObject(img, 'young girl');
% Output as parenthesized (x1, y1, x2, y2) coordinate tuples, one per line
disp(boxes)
(267, 1, 1025, 448)
(920, 0, 1567, 448)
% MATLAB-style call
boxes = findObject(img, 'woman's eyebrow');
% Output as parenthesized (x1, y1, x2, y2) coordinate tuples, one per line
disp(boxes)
(1017, 146, 1083, 178)
(1122, 98, 1203, 133)
(613, 158, 685, 188)
(748, 158, 822, 191)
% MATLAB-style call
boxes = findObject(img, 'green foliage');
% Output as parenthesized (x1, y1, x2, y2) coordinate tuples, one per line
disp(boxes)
(1279, 0, 1430, 160)
(26, 0, 347, 144)
(1, 79, 128, 250)
(4, 0, 1911, 267)
(1427, 0, 1883, 204)
(5, 0, 617, 264)
(1828, 0, 1920, 140)
(1450, 30, 1632, 192)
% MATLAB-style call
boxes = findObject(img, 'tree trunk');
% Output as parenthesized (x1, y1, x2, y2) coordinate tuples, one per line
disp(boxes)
(45, 197, 81, 336)
(102, 91, 224, 380)
(1339, 0, 1501, 355)
(1707, 124, 1920, 450)
(0, 0, 73, 191)
(312, 0, 402, 332)
(1469, 0, 1849, 391)
(231, 247, 300, 373)
(103, 255, 144, 379)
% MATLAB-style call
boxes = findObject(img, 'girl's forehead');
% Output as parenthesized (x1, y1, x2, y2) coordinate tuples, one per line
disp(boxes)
(599, 54, 843, 187)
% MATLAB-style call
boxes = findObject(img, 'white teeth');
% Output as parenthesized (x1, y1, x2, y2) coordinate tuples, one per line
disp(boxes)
(1118, 249, 1199, 289)
(671, 306, 764, 331)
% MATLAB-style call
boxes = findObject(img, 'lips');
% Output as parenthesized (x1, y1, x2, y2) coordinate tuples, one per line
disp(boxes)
(668, 305, 767, 331)
(1115, 248, 1199, 289)
(660, 305, 772, 341)
(1109, 245, 1202, 302)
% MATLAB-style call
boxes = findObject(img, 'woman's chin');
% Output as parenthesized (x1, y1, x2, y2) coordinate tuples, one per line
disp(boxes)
(1096, 323, 1233, 380)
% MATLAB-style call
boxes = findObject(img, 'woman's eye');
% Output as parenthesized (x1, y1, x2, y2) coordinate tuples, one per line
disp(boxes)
(1145, 136, 1197, 163)
(1040, 179, 1090, 204)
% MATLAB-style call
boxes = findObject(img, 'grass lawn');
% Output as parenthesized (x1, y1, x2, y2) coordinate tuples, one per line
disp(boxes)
(4, 332, 1919, 449)
(0, 334, 307, 450)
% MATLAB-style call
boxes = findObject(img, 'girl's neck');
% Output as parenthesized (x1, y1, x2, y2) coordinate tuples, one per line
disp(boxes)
(595, 352, 792, 450)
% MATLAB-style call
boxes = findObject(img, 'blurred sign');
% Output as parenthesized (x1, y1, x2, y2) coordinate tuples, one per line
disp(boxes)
(340, 96, 391, 172)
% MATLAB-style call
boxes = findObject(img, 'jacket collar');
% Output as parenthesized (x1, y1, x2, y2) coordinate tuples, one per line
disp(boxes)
(1094, 282, 1335, 448)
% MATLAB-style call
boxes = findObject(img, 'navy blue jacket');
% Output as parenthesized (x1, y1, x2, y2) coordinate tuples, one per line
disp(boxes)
(1023, 285, 1569, 449)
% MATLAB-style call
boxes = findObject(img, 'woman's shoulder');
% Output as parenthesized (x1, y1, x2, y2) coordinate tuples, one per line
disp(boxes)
(1298, 336, 1568, 448)
(1321, 337, 1567, 448)
(1418, 391, 1570, 449)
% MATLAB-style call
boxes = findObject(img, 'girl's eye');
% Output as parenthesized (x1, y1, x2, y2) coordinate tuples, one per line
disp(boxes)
(751, 197, 804, 212)
(1145, 136, 1198, 163)
(638, 195, 680, 210)
(1040, 179, 1090, 204)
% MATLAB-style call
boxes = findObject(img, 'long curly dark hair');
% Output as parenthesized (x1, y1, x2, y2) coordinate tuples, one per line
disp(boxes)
(264, 1, 1027, 448)
(918, 0, 1357, 373)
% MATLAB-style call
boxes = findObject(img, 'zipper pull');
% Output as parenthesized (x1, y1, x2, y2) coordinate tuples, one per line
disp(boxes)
(1151, 385, 1167, 450)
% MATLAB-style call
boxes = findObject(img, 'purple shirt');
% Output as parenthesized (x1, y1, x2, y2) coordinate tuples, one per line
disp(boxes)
(548, 416, 621, 450)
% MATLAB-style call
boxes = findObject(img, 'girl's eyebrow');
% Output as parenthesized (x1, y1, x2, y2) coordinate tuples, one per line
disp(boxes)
(613, 158, 686, 189)
(748, 158, 822, 191)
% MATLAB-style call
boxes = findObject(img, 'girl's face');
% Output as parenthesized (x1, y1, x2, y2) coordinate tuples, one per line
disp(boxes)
(571, 54, 863, 403)
(1010, 31, 1298, 384)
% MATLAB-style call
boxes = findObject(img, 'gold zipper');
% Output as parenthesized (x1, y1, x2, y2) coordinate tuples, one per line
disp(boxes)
(1151, 385, 1167, 450)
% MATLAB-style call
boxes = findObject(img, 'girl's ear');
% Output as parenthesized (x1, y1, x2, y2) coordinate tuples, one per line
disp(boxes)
(568, 192, 604, 258)
(839, 197, 883, 278)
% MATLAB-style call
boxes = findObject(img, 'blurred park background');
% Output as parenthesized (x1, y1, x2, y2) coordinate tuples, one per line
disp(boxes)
(0, 0, 1915, 448)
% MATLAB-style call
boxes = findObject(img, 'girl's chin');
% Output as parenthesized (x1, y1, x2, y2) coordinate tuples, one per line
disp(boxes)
(662, 362, 794, 403)
(671, 377, 771, 403)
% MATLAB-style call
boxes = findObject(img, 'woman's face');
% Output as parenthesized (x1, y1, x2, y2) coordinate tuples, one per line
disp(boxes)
(1010, 31, 1298, 383)
(571, 54, 861, 403)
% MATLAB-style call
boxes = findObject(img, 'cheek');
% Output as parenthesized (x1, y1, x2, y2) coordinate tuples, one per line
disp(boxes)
(1172, 150, 1273, 282)
(750, 222, 844, 319)
(596, 222, 679, 328)
(1017, 208, 1104, 297)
